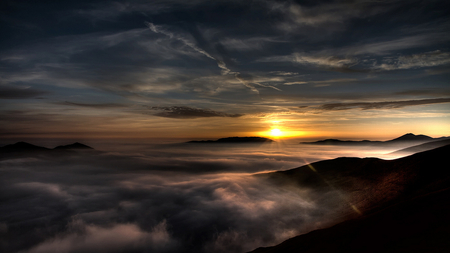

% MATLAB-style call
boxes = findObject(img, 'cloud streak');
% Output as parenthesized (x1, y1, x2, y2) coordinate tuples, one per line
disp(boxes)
(56, 101, 129, 109)
(376, 50, 450, 70)
(150, 106, 243, 119)
(145, 22, 282, 93)
(145, 22, 233, 76)
(317, 98, 450, 111)
(259, 53, 365, 73)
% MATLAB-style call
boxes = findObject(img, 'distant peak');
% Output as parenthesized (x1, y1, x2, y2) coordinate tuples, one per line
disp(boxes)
(1, 142, 49, 151)
(389, 133, 432, 142)
(54, 142, 93, 150)
(14, 141, 35, 146)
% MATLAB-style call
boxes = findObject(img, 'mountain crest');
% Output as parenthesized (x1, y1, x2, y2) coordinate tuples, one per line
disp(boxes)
(53, 142, 93, 150)
(387, 133, 432, 142)
(1, 142, 50, 152)
(303, 133, 436, 145)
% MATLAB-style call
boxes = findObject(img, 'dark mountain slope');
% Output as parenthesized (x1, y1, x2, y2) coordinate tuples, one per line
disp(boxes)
(263, 144, 450, 212)
(250, 145, 450, 253)
(250, 187, 450, 253)
(389, 138, 450, 156)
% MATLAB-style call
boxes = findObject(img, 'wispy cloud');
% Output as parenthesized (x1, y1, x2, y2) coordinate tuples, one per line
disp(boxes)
(150, 106, 243, 119)
(283, 78, 357, 86)
(344, 34, 449, 56)
(317, 98, 450, 111)
(145, 22, 231, 74)
(283, 81, 307, 85)
(259, 53, 362, 72)
(145, 22, 283, 94)
(272, 0, 397, 32)
(375, 50, 450, 70)
(145, 22, 210, 58)
(269, 71, 299, 76)
(293, 54, 356, 68)
(259, 48, 449, 73)
(56, 101, 129, 109)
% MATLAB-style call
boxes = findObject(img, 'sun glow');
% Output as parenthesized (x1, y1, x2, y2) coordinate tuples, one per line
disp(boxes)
(270, 129, 282, 137)
(257, 119, 306, 139)
(258, 127, 306, 139)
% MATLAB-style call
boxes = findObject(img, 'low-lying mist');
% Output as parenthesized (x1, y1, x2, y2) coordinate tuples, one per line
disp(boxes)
(0, 141, 405, 253)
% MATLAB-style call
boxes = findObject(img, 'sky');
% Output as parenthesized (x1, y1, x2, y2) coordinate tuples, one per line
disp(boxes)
(1, 0, 450, 140)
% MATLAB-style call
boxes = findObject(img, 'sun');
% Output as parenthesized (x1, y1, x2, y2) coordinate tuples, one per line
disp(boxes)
(270, 128, 282, 137)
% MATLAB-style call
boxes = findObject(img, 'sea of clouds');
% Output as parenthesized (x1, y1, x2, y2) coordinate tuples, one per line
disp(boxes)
(0, 141, 401, 253)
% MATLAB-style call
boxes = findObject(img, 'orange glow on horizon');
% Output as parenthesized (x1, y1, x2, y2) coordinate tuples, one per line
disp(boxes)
(270, 129, 282, 137)
(259, 127, 306, 139)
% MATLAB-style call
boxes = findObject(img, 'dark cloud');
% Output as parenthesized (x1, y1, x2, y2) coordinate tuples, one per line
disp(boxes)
(258, 53, 370, 73)
(55, 101, 129, 109)
(394, 89, 450, 97)
(0, 86, 48, 99)
(150, 106, 243, 119)
(1, 0, 450, 117)
(317, 98, 450, 111)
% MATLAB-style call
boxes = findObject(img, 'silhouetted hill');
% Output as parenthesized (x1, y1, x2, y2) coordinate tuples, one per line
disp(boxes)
(302, 133, 441, 146)
(385, 133, 433, 142)
(250, 145, 450, 253)
(187, 137, 274, 143)
(54, 142, 93, 150)
(301, 139, 380, 145)
(389, 138, 450, 156)
(0, 142, 50, 152)
(0, 142, 94, 160)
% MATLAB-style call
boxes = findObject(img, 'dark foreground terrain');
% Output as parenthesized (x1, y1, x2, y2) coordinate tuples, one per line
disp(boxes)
(250, 144, 450, 253)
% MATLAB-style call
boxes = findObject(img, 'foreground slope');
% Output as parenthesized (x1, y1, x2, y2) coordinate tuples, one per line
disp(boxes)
(250, 188, 450, 253)
(250, 144, 450, 253)
(389, 138, 450, 156)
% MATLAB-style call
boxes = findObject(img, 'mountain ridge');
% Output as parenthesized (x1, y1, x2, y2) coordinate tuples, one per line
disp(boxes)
(0, 142, 94, 159)
(250, 144, 450, 253)
(389, 138, 450, 155)
(302, 133, 447, 145)
(53, 142, 93, 150)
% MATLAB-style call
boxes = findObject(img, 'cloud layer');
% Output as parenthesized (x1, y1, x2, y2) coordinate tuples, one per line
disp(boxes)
(0, 143, 379, 253)
(317, 98, 450, 111)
